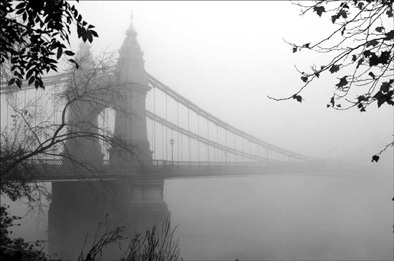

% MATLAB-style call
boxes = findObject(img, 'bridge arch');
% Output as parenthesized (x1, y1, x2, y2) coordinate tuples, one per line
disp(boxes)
(97, 107, 116, 161)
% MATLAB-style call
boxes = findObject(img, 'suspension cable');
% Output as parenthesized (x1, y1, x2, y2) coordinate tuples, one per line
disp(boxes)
(177, 101, 179, 162)
(166, 92, 168, 160)
(153, 85, 156, 159)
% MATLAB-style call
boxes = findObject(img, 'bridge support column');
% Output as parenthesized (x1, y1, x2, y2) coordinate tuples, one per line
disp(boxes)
(48, 178, 169, 260)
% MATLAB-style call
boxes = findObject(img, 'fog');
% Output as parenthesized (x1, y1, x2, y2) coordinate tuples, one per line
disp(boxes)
(3, 1, 393, 261)
(64, 1, 392, 160)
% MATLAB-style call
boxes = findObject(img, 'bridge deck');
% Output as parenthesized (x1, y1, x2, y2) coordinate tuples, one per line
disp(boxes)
(13, 159, 354, 182)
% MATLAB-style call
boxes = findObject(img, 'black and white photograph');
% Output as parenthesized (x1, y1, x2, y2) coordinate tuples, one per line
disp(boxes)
(1, 1, 393, 260)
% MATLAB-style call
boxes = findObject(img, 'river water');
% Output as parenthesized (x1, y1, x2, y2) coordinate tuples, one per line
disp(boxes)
(165, 171, 392, 260)
(8, 168, 393, 260)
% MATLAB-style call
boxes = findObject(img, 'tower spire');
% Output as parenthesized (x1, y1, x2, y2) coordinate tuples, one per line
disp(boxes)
(116, 10, 145, 79)
(126, 10, 136, 35)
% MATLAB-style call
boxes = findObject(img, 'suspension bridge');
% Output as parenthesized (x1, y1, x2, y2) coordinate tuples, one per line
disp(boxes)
(0, 62, 333, 181)
(0, 31, 332, 182)
(0, 17, 349, 260)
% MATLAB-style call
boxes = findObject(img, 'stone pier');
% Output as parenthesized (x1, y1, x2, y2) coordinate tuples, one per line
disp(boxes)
(48, 179, 170, 260)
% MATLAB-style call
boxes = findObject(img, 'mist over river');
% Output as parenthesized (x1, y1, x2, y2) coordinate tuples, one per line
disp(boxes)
(8, 164, 393, 261)
(164, 170, 392, 260)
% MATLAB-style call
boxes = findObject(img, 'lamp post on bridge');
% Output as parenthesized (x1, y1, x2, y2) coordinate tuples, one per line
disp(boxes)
(170, 138, 174, 164)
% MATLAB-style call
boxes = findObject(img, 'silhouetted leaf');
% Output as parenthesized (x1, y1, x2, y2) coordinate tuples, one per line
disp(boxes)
(369, 53, 380, 66)
(356, 58, 364, 68)
(368, 72, 375, 79)
(335, 76, 348, 88)
(15, 2, 26, 9)
(371, 155, 379, 162)
(331, 14, 339, 23)
(369, 51, 390, 66)
(380, 81, 391, 92)
(366, 39, 379, 47)
(90, 30, 98, 37)
(374, 91, 384, 106)
(26, 69, 34, 80)
(329, 64, 340, 73)
(292, 94, 303, 103)
(339, 9, 347, 19)
(375, 26, 384, 32)
(363, 50, 372, 57)
(68, 59, 79, 69)
(56, 46, 63, 60)
(313, 6, 325, 17)
(385, 30, 394, 40)
(64, 50, 75, 56)
(301, 76, 308, 82)
(330, 96, 335, 106)
(8, 78, 15, 86)
(292, 47, 297, 53)
(87, 31, 93, 43)
(28, 76, 35, 86)
(374, 90, 394, 108)
(340, 3, 349, 9)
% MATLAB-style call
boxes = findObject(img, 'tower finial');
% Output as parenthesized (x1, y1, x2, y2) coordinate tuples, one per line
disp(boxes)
(126, 10, 136, 35)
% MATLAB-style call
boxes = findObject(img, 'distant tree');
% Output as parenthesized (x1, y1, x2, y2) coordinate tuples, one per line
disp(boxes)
(269, 0, 393, 161)
(0, 0, 98, 89)
(0, 205, 49, 261)
(0, 47, 138, 203)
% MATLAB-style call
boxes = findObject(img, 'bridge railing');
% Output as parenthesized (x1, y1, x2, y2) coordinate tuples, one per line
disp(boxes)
(10, 158, 328, 181)
(141, 160, 327, 177)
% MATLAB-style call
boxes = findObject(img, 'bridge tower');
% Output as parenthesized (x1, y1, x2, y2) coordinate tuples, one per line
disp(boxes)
(48, 17, 169, 260)
(110, 16, 152, 164)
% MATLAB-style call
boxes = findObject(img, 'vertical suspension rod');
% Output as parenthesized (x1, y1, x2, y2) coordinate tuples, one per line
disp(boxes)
(188, 108, 190, 161)
(166, 93, 168, 160)
(177, 101, 179, 162)
(207, 118, 209, 161)
(153, 85, 156, 160)
(197, 113, 200, 162)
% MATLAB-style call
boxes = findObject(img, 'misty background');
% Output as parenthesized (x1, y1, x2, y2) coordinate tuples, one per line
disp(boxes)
(5, 1, 393, 260)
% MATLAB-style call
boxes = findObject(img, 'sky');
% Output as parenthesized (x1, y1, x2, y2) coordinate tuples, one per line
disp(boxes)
(65, 1, 393, 162)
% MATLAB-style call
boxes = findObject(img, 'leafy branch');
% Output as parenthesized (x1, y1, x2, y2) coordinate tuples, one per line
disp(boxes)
(269, 0, 393, 111)
(1, 0, 99, 89)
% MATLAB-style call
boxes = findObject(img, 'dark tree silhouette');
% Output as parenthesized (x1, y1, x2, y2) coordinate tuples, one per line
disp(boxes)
(269, 0, 393, 161)
(1, 0, 98, 89)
